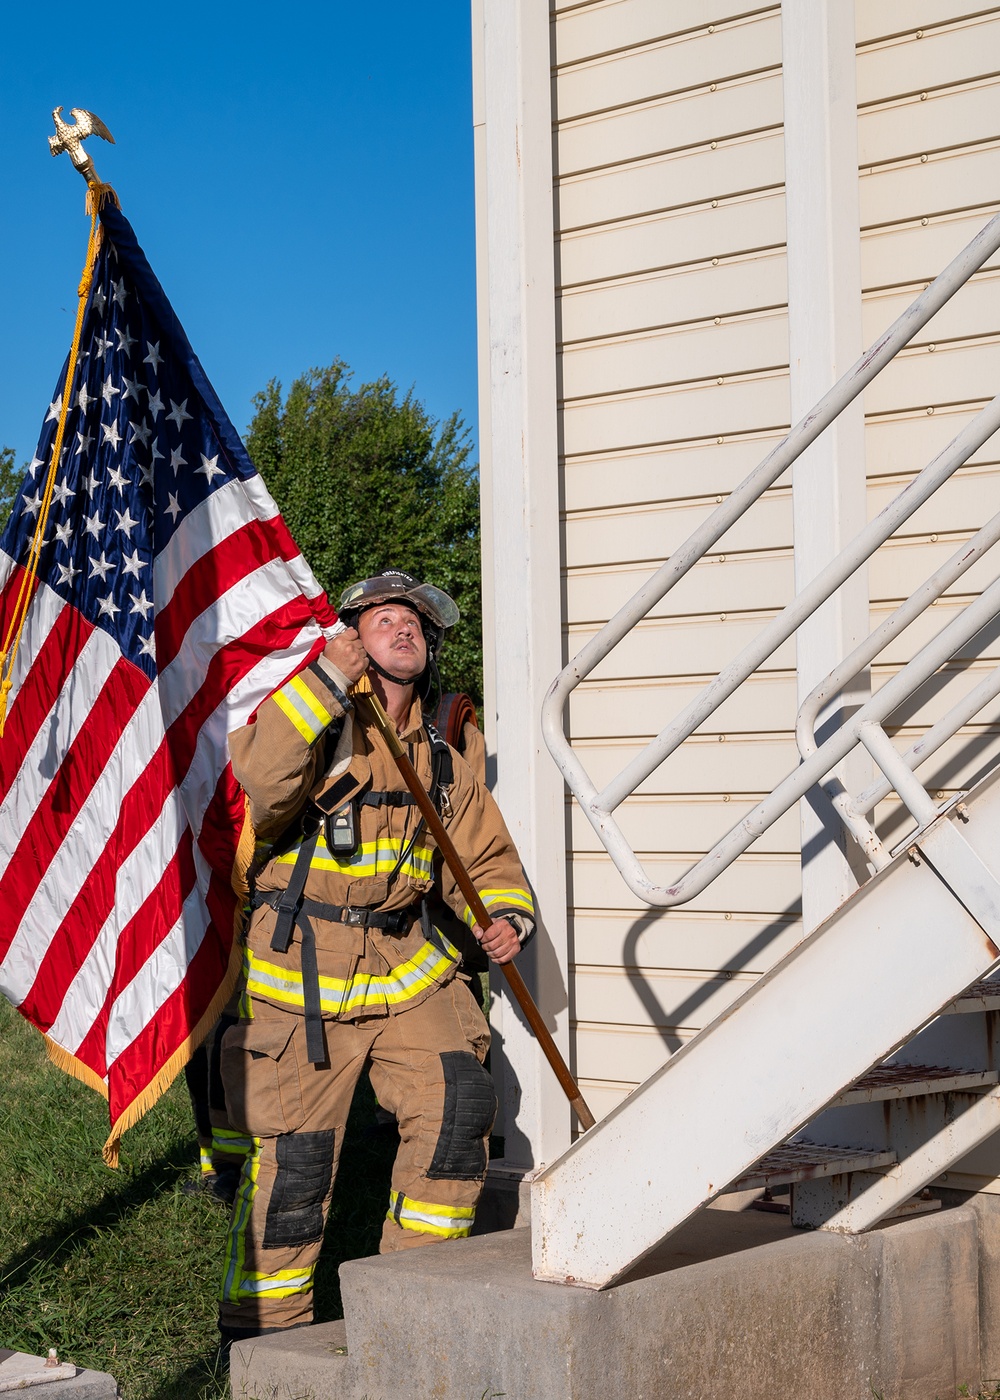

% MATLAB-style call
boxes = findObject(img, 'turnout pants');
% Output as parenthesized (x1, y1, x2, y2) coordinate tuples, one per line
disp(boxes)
(184, 1010, 251, 1181)
(218, 975, 496, 1332)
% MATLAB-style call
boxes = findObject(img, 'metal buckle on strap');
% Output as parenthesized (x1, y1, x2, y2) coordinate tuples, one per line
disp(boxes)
(344, 908, 367, 927)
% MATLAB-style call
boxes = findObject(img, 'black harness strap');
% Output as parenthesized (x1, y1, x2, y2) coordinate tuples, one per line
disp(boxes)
(360, 790, 415, 808)
(257, 890, 415, 934)
(270, 824, 319, 955)
(297, 913, 327, 1064)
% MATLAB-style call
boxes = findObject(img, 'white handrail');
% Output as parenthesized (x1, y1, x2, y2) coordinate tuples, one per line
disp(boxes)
(582, 570, 1000, 906)
(541, 207, 1000, 906)
(796, 509, 1000, 759)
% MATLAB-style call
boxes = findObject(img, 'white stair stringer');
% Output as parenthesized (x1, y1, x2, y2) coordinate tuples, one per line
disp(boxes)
(789, 1085, 1000, 1232)
(783, 777, 1000, 1233)
(531, 766, 1000, 1289)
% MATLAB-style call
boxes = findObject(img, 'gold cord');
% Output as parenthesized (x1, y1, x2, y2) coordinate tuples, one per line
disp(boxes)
(0, 183, 115, 735)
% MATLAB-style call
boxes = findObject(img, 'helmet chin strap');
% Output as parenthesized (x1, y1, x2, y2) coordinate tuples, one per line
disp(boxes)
(366, 654, 422, 688)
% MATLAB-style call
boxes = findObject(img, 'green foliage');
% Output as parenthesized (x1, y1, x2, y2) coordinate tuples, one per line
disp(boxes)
(0, 446, 22, 530)
(246, 361, 483, 704)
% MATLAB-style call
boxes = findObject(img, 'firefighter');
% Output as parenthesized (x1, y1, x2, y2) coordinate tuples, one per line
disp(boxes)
(218, 570, 534, 1342)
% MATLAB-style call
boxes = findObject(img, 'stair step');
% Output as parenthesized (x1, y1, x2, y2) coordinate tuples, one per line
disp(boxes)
(832, 1062, 998, 1105)
(944, 977, 1000, 1013)
(726, 1141, 896, 1193)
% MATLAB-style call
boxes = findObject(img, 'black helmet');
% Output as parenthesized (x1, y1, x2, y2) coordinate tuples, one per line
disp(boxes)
(337, 570, 459, 639)
(338, 569, 459, 699)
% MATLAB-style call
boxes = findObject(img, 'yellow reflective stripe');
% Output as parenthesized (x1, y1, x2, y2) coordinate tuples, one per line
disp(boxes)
(461, 887, 535, 929)
(246, 933, 458, 1016)
(387, 1190, 475, 1239)
(220, 1137, 262, 1302)
(273, 674, 333, 745)
(274, 835, 433, 880)
(212, 1128, 252, 1157)
(234, 1266, 315, 1300)
(199, 1146, 213, 1175)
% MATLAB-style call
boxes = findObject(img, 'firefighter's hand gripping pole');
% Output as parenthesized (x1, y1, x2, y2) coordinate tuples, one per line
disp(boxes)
(352, 674, 596, 1132)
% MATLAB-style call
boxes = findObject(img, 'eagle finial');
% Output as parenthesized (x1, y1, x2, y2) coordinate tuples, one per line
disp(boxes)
(49, 107, 116, 185)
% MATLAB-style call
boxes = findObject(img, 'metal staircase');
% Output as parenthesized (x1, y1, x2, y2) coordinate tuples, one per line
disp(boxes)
(533, 207, 1000, 1288)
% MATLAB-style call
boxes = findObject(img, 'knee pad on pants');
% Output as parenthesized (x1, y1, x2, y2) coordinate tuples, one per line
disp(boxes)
(263, 1129, 336, 1248)
(428, 1052, 497, 1180)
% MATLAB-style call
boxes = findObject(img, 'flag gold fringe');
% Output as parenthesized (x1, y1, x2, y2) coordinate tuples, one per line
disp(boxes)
(43, 1036, 110, 1098)
(101, 917, 246, 1168)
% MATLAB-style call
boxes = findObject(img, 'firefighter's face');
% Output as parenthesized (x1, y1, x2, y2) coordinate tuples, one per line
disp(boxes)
(358, 603, 427, 683)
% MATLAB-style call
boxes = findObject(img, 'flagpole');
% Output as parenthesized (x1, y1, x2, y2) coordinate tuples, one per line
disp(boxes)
(0, 113, 119, 735)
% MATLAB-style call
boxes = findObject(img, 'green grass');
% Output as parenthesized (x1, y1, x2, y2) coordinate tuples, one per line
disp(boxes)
(0, 998, 398, 1400)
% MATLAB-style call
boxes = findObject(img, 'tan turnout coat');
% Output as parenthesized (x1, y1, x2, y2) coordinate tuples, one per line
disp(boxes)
(228, 656, 534, 1024)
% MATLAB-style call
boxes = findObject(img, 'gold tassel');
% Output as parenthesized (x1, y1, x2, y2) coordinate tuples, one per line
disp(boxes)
(0, 192, 107, 732)
(85, 181, 119, 215)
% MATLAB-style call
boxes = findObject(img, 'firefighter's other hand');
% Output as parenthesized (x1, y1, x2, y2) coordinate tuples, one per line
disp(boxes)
(475, 918, 520, 965)
(325, 628, 368, 684)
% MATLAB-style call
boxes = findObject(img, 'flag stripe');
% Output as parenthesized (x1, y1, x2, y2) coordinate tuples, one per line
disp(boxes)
(50, 837, 195, 1069)
(239, 472, 331, 616)
(0, 564, 74, 738)
(0, 670, 159, 994)
(26, 754, 185, 1040)
(158, 559, 325, 729)
(71, 863, 206, 1079)
(0, 597, 89, 794)
(106, 880, 212, 1067)
(173, 612, 324, 842)
(67, 830, 198, 1069)
(0, 624, 121, 848)
(105, 906, 231, 1124)
(84, 819, 236, 1084)
(153, 477, 279, 610)
(154, 517, 300, 672)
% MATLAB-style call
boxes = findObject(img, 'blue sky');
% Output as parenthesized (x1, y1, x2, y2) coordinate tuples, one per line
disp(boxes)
(0, 3, 478, 469)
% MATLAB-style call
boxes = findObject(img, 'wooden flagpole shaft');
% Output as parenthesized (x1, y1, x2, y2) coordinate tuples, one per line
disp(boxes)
(353, 679, 595, 1132)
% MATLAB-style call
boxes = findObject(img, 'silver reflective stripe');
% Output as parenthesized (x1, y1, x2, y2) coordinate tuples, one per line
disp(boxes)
(239, 1271, 313, 1296)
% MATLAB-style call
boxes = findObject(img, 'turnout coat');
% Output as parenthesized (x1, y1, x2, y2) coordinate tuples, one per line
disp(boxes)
(229, 655, 535, 1027)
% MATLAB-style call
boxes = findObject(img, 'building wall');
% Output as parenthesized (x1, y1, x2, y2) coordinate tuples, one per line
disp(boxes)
(856, 10, 1000, 862)
(554, 1, 798, 1121)
(476, 0, 1000, 1159)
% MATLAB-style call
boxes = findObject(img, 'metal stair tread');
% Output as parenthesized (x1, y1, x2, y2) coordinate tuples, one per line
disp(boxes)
(832, 1062, 998, 1105)
(726, 1140, 897, 1193)
(944, 977, 1000, 1013)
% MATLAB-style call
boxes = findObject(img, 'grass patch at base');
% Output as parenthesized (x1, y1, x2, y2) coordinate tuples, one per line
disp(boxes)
(0, 998, 397, 1400)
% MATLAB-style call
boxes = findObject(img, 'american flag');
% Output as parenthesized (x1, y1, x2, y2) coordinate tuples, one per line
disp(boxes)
(0, 200, 335, 1161)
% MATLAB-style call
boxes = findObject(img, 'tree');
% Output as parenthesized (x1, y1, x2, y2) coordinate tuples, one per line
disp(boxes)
(247, 362, 484, 704)
(0, 447, 22, 531)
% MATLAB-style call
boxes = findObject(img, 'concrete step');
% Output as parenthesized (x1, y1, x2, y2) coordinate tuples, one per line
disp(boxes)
(231, 1198, 997, 1400)
(832, 1062, 998, 1104)
(230, 1319, 350, 1400)
(0, 1350, 118, 1398)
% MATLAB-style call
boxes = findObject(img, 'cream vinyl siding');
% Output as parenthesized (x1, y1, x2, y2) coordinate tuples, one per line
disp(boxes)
(855, 8, 1000, 883)
(548, 0, 1000, 1124)
(553, 2, 795, 1118)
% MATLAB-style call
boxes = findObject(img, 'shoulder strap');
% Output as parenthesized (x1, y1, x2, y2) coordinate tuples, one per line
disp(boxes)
(425, 721, 453, 816)
(269, 817, 320, 954)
